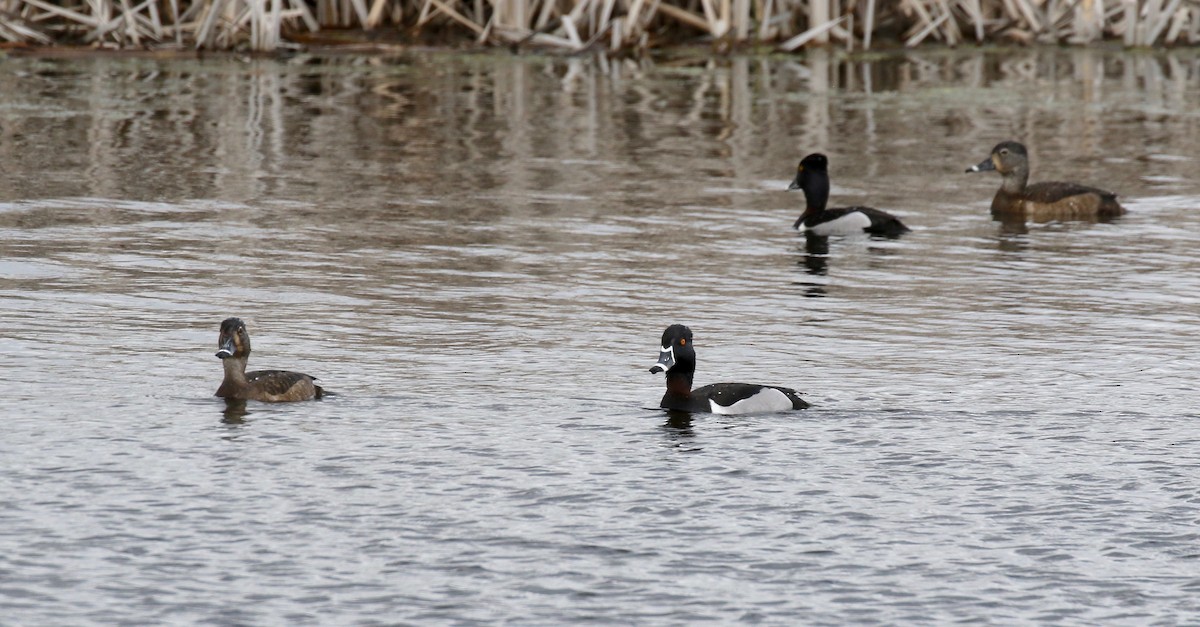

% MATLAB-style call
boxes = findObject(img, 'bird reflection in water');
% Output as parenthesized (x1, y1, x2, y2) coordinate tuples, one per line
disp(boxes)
(221, 398, 250, 424)
(799, 231, 830, 274)
(994, 212, 1031, 238)
(660, 409, 699, 448)
(994, 209, 1121, 231)
(994, 229, 1031, 254)
(992, 214, 1117, 254)
(795, 232, 830, 297)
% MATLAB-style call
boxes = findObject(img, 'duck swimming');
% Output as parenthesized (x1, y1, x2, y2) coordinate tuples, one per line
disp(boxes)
(788, 153, 909, 237)
(966, 140, 1124, 222)
(649, 324, 808, 415)
(214, 317, 323, 402)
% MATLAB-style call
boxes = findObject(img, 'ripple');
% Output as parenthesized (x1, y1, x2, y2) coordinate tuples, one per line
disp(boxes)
(2, 48, 1200, 627)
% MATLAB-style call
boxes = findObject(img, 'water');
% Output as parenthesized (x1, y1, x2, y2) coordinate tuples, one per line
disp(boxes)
(1, 47, 1199, 624)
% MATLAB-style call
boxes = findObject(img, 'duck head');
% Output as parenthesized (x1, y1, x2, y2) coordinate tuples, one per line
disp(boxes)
(216, 317, 251, 360)
(649, 324, 696, 376)
(787, 153, 831, 226)
(966, 141, 1030, 193)
(966, 140, 1027, 173)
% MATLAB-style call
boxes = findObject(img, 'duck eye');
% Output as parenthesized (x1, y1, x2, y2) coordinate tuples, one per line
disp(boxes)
(679, 338, 687, 346)
(999, 149, 1008, 155)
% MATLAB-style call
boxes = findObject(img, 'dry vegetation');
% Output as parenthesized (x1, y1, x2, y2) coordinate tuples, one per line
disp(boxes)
(0, 0, 1197, 52)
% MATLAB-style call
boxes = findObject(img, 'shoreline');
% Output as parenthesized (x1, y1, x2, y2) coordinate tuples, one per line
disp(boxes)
(1, 1, 1197, 54)
(0, 39, 1187, 65)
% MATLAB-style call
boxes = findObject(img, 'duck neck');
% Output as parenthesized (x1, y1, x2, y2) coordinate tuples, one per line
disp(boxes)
(664, 370, 693, 397)
(798, 175, 830, 226)
(999, 165, 1029, 195)
(221, 356, 249, 387)
(660, 369, 696, 411)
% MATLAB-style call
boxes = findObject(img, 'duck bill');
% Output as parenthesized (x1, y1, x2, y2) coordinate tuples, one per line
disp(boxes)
(649, 346, 675, 374)
(215, 337, 235, 359)
(787, 171, 802, 191)
(966, 156, 996, 173)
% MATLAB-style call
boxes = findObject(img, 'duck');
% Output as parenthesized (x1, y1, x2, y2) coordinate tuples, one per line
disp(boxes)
(966, 140, 1124, 221)
(649, 324, 808, 414)
(214, 317, 323, 402)
(787, 153, 909, 237)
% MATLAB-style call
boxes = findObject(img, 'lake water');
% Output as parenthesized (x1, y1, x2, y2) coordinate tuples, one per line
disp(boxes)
(1, 46, 1199, 624)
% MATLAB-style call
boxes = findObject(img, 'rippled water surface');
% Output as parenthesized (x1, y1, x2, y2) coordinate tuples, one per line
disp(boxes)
(2, 48, 1200, 623)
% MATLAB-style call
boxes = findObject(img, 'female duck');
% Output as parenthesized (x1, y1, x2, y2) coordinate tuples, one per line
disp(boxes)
(649, 324, 808, 414)
(788, 153, 909, 237)
(215, 317, 323, 402)
(966, 141, 1124, 221)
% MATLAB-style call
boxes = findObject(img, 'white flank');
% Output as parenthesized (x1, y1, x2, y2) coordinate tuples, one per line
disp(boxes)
(808, 211, 871, 236)
(709, 388, 794, 415)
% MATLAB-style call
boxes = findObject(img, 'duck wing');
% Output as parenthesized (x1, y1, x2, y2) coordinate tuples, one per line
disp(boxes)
(1023, 181, 1116, 204)
(816, 206, 908, 237)
(1019, 182, 1124, 220)
(850, 206, 910, 236)
(245, 369, 323, 401)
(692, 383, 809, 414)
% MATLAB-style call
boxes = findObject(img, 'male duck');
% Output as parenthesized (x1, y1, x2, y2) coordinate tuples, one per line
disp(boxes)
(788, 153, 909, 237)
(215, 317, 323, 402)
(966, 140, 1124, 221)
(649, 324, 808, 414)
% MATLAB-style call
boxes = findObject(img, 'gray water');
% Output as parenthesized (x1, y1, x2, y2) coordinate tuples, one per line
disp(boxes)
(1, 47, 1199, 624)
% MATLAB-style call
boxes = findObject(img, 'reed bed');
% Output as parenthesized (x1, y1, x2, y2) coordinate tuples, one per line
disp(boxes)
(0, 0, 1197, 52)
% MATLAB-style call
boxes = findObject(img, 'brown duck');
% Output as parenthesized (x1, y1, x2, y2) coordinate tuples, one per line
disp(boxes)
(215, 317, 323, 402)
(966, 141, 1124, 222)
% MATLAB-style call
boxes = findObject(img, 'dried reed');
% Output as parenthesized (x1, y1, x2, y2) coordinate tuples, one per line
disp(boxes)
(0, 0, 1195, 52)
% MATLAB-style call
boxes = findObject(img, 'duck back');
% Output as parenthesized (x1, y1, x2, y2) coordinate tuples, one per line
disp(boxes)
(221, 369, 323, 402)
(692, 383, 809, 414)
(993, 181, 1123, 222)
(800, 206, 909, 237)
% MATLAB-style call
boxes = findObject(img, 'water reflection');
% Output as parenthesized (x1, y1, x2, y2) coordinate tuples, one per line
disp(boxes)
(796, 233, 830, 297)
(221, 399, 250, 424)
(2, 47, 1200, 627)
(660, 410, 694, 429)
(799, 232, 831, 276)
(659, 410, 699, 448)
(794, 231, 918, 296)
(991, 209, 1127, 237)
(993, 230, 1031, 254)
(0, 47, 1195, 206)
(993, 212, 1032, 236)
